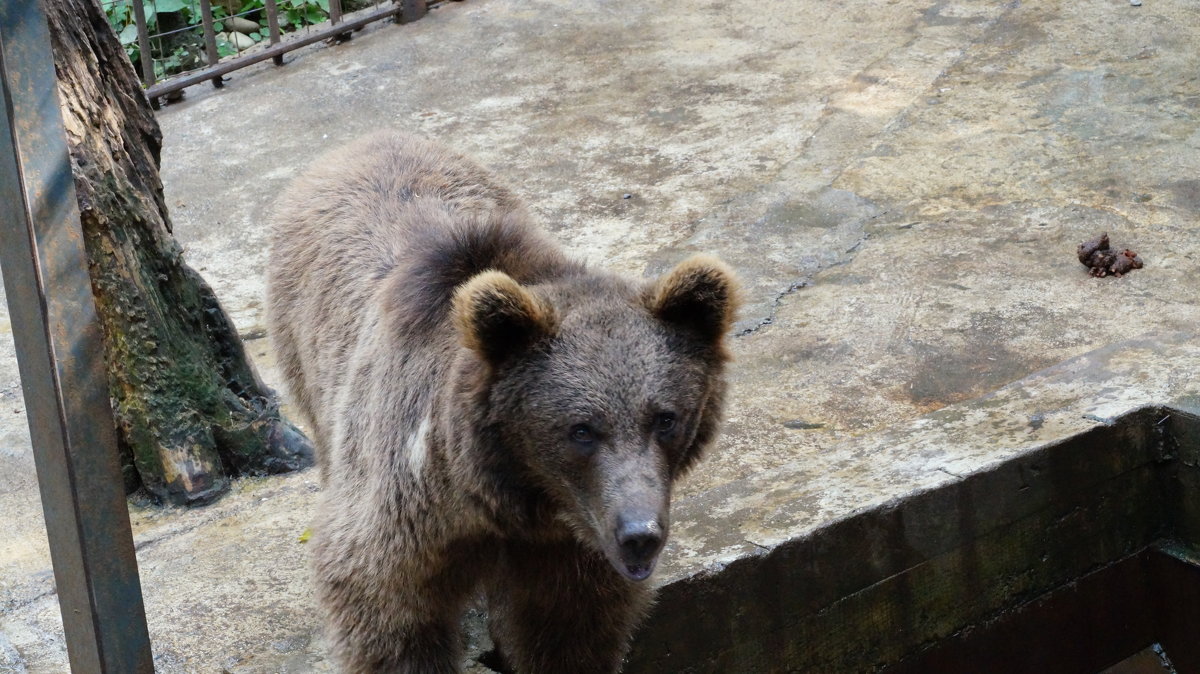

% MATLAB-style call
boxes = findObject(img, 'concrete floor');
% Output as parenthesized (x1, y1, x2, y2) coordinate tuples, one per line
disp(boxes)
(1, 0, 1198, 670)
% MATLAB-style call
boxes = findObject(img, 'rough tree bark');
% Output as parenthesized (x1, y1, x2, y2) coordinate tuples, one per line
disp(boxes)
(42, 0, 313, 505)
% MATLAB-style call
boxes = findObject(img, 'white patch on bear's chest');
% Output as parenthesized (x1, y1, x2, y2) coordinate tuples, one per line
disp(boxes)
(407, 416, 432, 474)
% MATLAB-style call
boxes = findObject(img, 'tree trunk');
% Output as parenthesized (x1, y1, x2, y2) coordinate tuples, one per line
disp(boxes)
(43, 0, 313, 505)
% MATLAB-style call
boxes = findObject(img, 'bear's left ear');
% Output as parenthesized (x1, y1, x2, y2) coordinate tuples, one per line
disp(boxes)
(453, 270, 557, 366)
(647, 254, 740, 348)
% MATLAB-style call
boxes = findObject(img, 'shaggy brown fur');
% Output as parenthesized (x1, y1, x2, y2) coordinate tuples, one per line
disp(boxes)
(267, 132, 738, 673)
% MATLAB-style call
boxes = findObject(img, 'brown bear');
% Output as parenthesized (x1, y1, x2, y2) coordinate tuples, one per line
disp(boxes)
(266, 132, 738, 674)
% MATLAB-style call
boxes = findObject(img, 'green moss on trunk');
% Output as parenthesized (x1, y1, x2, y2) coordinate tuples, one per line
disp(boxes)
(47, 0, 312, 505)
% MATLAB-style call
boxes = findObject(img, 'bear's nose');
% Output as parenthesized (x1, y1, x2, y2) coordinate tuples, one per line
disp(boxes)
(616, 517, 664, 564)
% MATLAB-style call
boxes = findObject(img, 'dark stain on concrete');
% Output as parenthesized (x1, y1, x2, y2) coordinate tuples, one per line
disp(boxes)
(907, 343, 1035, 412)
(920, 2, 977, 27)
(762, 195, 859, 231)
(647, 186, 881, 333)
(1165, 179, 1200, 213)
(905, 308, 1061, 412)
(979, 6, 1048, 52)
(1016, 66, 1064, 90)
(644, 106, 701, 128)
(783, 419, 825, 430)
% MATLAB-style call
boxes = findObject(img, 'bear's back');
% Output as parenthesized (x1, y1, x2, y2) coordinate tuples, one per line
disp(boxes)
(266, 132, 576, 460)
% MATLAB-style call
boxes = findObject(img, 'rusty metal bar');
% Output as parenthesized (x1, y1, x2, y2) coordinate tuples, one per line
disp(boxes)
(0, 0, 153, 672)
(197, 0, 224, 87)
(263, 0, 284, 65)
(129, 0, 155, 86)
(146, 1, 404, 98)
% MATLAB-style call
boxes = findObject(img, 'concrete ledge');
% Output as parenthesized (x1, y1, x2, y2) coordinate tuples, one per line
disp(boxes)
(626, 334, 1200, 672)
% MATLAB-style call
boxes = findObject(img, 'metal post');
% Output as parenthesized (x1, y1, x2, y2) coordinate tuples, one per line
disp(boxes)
(198, 0, 224, 87)
(399, 0, 426, 24)
(263, 0, 284, 65)
(329, 0, 351, 42)
(128, 0, 158, 107)
(0, 0, 154, 672)
(129, 0, 155, 86)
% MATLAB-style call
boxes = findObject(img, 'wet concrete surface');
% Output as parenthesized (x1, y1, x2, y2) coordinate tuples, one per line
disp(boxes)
(1, 0, 1198, 670)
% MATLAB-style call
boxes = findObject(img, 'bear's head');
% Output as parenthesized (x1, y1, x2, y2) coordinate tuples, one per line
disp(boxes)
(453, 255, 739, 581)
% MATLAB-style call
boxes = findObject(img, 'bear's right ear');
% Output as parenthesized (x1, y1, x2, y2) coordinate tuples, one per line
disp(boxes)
(452, 270, 557, 365)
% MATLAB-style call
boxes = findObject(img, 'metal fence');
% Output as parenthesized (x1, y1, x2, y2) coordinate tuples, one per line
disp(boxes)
(101, 0, 428, 106)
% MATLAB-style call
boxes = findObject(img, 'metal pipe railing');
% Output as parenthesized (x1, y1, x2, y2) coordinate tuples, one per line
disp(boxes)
(114, 0, 432, 103)
(145, 1, 412, 100)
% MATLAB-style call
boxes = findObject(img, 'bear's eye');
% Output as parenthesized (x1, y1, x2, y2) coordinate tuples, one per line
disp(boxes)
(654, 412, 677, 434)
(569, 424, 597, 445)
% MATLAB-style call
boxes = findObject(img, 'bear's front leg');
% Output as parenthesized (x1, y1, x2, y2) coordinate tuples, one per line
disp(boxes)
(335, 616, 461, 674)
(313, 514, 487, 674)
(486, 540, 653, 674)
(316, 561, 465, 674)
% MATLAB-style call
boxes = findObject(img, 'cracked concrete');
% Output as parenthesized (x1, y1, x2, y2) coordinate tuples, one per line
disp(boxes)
(1, 0, 1199, 670)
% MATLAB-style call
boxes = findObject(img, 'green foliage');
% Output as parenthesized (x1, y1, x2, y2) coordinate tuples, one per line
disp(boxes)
(102, 0, 333, 80)
(235, 0, 329, 30)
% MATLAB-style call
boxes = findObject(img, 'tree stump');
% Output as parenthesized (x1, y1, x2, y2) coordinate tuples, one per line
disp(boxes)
(43, 0, 313, 505)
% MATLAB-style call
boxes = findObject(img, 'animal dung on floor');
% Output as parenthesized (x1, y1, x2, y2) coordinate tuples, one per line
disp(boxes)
(1077, 232, 1144, 278)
